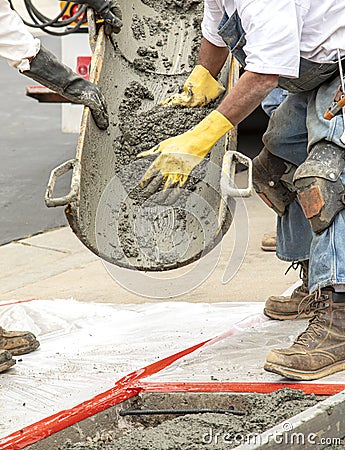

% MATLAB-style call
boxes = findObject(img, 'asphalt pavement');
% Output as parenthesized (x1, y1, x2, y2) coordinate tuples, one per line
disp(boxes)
(0, 35, 78, 245)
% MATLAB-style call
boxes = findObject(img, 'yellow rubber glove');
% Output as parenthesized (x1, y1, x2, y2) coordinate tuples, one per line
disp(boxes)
(137, 111, 233, 192)
(161, 65, 226, 108)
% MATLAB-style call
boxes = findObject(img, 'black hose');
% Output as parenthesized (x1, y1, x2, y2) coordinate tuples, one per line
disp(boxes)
(9, 0, 88, 36)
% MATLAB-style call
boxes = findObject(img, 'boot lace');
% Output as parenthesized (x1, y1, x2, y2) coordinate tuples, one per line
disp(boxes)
(294, 290, 330, 346)
(285, 260, 308, 286)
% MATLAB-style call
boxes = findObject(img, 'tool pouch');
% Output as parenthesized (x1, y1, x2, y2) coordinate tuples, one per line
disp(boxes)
(253, 147, 297, 216)
(294, 140, 345, 233)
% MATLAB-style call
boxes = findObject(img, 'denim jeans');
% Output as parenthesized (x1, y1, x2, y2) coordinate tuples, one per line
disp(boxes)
(263, 77, 345, 293)
(217, 10, 345, 293)
(261, 88, 288, 118)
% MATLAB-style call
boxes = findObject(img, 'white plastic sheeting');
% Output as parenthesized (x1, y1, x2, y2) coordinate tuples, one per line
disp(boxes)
(2, 296, 345, 440)
(147, 315, 308, 383)
(0, 299, 264, 437)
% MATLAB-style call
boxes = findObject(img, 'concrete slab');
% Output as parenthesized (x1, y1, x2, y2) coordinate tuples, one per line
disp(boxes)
(0, 228, 95, 296)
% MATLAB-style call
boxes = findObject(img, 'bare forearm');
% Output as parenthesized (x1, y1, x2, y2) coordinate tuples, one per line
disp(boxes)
(196, 38, 279, 126)
(217, 71, 279, 126)
(197, 38, 229, 79)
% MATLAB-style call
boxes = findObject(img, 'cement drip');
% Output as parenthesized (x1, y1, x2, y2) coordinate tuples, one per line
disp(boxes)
(75, 0, 232, 271)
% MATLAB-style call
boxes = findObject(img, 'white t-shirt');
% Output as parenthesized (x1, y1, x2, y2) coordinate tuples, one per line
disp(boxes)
(202, 0, 345, 78)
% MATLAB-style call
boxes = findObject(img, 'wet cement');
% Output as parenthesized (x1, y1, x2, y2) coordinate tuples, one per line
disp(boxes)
(114, 82, 214, 167)
(142, 0, 203, 14)
(103, 77, 222, 265)
(55, 389, 345, 450)
(110, 66, 223, 262)
(75, 0, 233, 271)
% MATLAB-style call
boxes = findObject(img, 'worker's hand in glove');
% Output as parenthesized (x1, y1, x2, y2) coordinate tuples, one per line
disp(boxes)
(22, 45, 109, 129)
(137, 111, 233, 196)
(161, 65, 225, 108)
(75, 0, 122, 33)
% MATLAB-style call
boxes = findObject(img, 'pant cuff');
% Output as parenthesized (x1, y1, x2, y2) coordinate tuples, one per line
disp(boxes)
(309, 278, 345, 294)
(276, 253, 310, 262)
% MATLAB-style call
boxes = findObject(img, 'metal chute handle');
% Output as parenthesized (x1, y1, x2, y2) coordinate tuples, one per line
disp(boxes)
(221, 150, 253, 198)
(45, 26, 105, 208)
(45, 159, 80, 207)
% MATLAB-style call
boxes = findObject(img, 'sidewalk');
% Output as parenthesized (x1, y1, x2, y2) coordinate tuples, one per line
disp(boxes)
(0, 191, 299, 304)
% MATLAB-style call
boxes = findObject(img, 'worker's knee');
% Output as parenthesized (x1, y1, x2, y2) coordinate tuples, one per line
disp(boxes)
(293, 140, 345, 234)
(253, 147, 297, 216)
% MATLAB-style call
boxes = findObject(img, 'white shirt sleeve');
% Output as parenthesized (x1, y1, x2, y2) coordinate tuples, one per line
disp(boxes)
(0, 0, 40, 71)
(202, 0, 228, 48)
(238, 0, 301, 77)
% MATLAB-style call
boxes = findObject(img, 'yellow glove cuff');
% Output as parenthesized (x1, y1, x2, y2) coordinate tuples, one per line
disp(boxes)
(160, 65, 226, 107)
(186, 65, 225, 102)
(187, 110, 233, 158)
(137, 110, 233, 189)
(196, 109, 233, 136)
(188, 65, 223, 88)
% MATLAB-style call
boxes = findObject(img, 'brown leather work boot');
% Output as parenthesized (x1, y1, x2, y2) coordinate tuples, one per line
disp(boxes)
(264, 289, 345, 380)
(0, 349, 15, 373)
(264, 260, 312, 320)
(0, 326, 40, 356)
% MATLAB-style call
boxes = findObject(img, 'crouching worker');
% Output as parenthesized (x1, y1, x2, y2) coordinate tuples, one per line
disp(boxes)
(137, 0, 345, 381)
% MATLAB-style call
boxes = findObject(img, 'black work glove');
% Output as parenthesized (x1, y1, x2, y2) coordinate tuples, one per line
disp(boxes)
(74, 0, 122, 33)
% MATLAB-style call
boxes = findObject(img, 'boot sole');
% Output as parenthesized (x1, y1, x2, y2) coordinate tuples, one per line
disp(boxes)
(264, 361, 345, 381)
(263, 308, 314, 321)
(261, 245, 276, 252)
